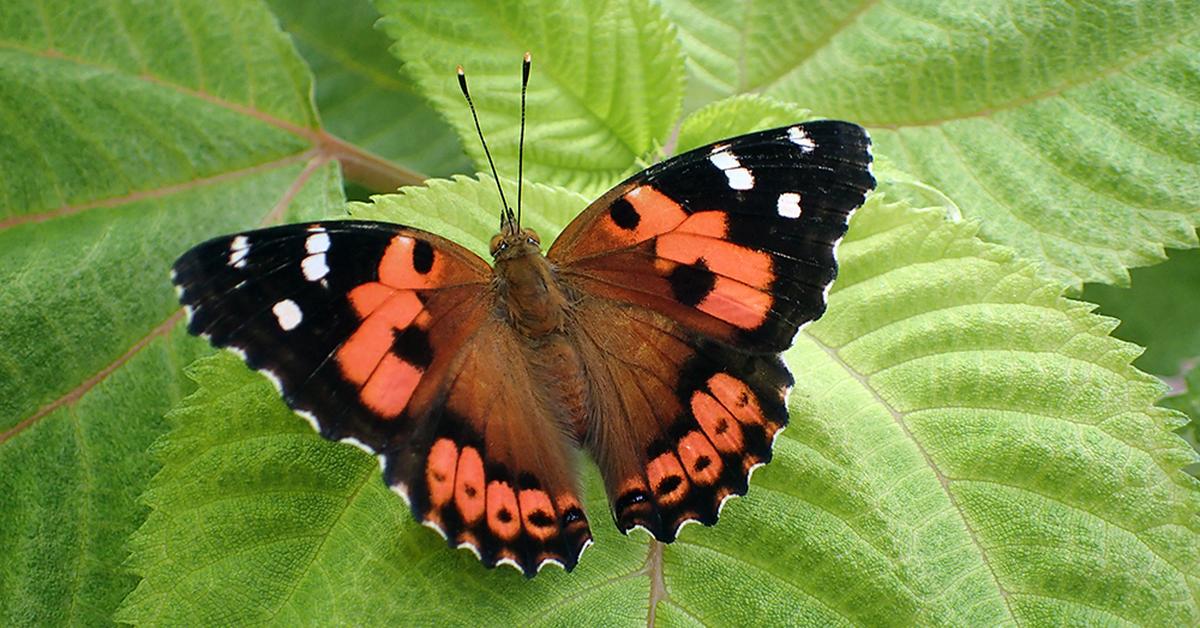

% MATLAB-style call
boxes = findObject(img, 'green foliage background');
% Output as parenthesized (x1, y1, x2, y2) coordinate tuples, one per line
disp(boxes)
(0, 0, 1196, 625)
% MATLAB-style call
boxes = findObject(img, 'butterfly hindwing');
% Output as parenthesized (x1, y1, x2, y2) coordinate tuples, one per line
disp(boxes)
(569, 299, 791, 540)
(384, 315, 593, 575)
(551, 120, 874, 352)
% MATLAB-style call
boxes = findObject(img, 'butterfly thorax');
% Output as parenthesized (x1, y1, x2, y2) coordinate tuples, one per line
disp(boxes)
(491, 228, 572, 338)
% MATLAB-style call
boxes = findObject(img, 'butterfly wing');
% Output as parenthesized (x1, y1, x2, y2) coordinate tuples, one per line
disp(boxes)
(388, 314, 593, 575)
(550, 120, 874, 352)
(550, 120, 875, 538)
(173, 221, 591, 574)
(174, 221, 491, 449)
(567, 300, 791, 541)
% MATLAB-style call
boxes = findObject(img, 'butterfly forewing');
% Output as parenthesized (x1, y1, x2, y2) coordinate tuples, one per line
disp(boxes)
(552, 120, 874, 352)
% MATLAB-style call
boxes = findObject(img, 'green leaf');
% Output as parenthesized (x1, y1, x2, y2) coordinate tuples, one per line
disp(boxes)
(659, 0, 874, 111)
(1082, 246, 1200, 376)
(265, 0, 472, 178)
(673, 93, 809, 154)
(661, 0, 1200, 290)
(0, 0, 346, 623)
(122, 172, 1199, 624)
(374, 0, 685, 195)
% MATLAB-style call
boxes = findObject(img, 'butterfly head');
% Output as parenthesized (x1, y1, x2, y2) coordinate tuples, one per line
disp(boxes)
(490, 227, 541, 260)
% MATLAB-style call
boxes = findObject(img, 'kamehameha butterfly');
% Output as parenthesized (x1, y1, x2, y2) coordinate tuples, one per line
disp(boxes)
(172, 53, 875, 576)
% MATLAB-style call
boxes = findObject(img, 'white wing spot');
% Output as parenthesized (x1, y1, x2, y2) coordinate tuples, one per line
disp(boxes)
(709, 150, 754, 189)
(726, 168, 754, 190)
(302, 253, 329, 281)
(272, 299, 303, 330)
(709, 150, 740, 171)
(788, 126, 817, 152)
(227, 236, 250, 268)
(305, 232, 331, 254)
(777, 192, 803, 218)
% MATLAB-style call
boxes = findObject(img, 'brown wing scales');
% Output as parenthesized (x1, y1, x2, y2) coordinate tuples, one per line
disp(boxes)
(570, 299, 791, 541)
(382, 317, 593, 575)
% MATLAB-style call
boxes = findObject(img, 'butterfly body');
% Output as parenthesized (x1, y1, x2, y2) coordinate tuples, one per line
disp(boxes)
(491, 228, 571, 338)
(172, 121, 876, 576)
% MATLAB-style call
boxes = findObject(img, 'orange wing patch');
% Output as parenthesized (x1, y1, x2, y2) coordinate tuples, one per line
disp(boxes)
(335, 287, 429, 418)
(454, 446, 487, 524)
(647, 452, 690, 506)
(562, 185, 690, 259)
(485, 480, 521, 541)
(426, 438, 458, 508)
(690, 390, 746, 454)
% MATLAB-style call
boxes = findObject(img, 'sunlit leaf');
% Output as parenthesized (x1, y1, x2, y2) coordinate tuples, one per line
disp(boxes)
(375, 0, 685, 195)
(0, 1, 344, 622)
(661, 0, 1200, 289)
(266, 0, 472, 178)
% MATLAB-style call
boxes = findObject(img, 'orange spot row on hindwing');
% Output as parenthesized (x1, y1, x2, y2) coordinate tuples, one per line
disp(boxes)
(677, 431, 723, 485)
(427, 439, 458, 508)
(425, 438, 573, 548)
(486, 480, 521, 541)
(692, 374, 779, 471)
(518, 489, 558, 541)
(455, 446, 486, 524)
(707, 373, 770, 429)
(647, 451, 690, 506)
(690, 390, 746, 454)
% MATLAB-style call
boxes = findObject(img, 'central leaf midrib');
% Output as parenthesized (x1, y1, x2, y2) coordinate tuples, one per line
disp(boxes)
(261, 463, 375, 623)
(0, 40, 318, 138)
(803, 330, 1018, 622)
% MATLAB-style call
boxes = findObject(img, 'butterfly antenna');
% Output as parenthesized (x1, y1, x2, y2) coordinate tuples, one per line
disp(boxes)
(457, 65, 515, 230)
(517, 52, 531, 228)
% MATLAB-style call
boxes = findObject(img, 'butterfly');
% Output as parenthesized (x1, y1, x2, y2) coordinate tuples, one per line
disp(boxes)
(171, 55, 875, 577)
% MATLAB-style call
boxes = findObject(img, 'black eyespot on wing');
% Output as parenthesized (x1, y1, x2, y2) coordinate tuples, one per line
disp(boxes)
(610, 197, 641, 230)
(413, 239, 435, 274)
(656, 475, 683, 496)
(528, 510, 555, 528)
(562, 506, 585, 524)
(391, 326, 433, 369)
(667, 259, 716, 307)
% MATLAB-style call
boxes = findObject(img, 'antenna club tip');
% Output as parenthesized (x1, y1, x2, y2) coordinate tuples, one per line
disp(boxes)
(456, 64, 465, 75)
(524, 51, 532, 62)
